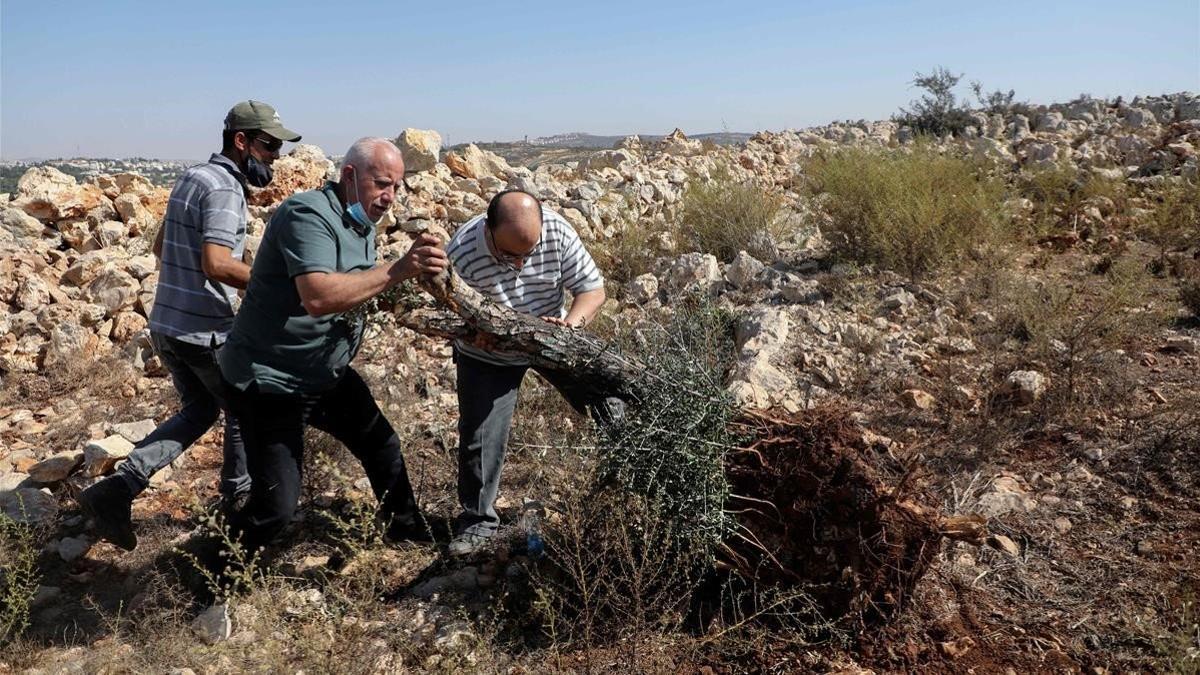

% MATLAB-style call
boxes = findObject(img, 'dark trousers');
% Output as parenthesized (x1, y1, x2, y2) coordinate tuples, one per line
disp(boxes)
(223, 367, 419, 557)
(117, 332, 247, 497)
(455, 350, 624, 538)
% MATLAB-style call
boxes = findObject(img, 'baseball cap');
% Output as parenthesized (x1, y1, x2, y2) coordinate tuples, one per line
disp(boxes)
(224, 100, 301, 142)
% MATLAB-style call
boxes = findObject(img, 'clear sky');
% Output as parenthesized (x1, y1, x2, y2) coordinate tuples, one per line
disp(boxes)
(2, 0, 1197, 160)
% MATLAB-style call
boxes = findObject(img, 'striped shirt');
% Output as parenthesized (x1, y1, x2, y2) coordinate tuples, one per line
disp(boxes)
(447, 207, 604, 366)
(148, 154, 247, 346)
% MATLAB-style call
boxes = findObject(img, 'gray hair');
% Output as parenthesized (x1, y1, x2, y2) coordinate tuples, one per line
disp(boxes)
(340, 137, 400, 172)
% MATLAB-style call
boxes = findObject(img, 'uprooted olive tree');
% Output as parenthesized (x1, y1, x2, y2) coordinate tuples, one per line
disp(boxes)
(398, 271, 985, 632)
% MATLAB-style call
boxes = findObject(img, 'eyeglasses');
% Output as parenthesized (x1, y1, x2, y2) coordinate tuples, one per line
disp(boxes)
(486, 226, 539, 267)
(253, 135, 283, 152)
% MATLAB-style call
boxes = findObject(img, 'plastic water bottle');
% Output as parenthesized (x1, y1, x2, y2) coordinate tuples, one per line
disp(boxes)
(521, 499, 545, 558)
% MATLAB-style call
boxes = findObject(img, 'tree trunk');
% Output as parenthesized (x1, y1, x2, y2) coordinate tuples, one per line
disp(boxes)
(400, 270, 646, 403)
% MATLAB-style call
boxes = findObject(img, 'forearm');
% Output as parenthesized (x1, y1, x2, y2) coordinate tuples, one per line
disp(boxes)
(208, 260, 252, 289)
(564, 288, 606, 327)
(298, 265, 397, 316)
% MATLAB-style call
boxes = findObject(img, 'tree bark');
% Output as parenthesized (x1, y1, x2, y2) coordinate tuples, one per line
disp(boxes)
(399, 270, 646, 403)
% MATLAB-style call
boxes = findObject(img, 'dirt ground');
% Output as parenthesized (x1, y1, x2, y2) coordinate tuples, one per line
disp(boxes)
(3, 240, 1199, 673)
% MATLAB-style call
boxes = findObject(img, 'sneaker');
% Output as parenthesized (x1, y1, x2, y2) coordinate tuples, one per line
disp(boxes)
(447, 532, 491, 558)
(78, 476, 138, 551)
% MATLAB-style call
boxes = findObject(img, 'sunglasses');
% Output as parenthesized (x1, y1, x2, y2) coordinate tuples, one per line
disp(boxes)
(252, 135, 283, 152)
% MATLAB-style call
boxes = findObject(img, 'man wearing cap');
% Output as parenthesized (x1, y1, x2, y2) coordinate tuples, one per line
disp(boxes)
(215, 137, 448, 563)
(79, 100, 301, 551)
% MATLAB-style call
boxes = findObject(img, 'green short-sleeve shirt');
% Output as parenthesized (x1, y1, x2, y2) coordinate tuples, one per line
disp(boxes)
(219, 183, 376, 394)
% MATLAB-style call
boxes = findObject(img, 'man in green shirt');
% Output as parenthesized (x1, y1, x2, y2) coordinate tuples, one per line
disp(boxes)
(217, 137, 447, 560)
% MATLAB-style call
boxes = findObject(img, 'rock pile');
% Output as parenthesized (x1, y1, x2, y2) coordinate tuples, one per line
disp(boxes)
(1, 91, 1197, 523)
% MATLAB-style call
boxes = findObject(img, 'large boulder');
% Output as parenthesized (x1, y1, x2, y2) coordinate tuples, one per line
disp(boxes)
(1, 207, 45, 240)
(579, 149, 636, 174)
(12, 166, 110, 222)
(44, 321, 100, 366)
(396, 129, 442, 173)
(0, 488, 59, 525)
(658, 128, 702, 157)
(85, 265, 140, 315)
(444, 144, 513, 180)
(82, 435, 135, 477)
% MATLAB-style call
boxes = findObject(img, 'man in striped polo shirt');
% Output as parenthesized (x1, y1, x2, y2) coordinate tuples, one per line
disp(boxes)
(79, 101, 300, 551)
(446, 190, 612, 556)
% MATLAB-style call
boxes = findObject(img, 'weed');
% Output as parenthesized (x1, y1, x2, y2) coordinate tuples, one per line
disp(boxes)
(678, 165, 786, 263)
(0, 513, 41, 646)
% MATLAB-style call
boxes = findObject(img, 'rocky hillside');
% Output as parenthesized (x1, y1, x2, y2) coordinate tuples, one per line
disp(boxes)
(1, 91, 1198, 672)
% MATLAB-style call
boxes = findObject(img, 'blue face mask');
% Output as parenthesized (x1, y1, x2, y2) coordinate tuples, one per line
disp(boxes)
(346, 167, 378, 230)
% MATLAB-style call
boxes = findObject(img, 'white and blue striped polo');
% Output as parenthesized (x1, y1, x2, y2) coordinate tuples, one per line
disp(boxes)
(447, 207, 604, 366)
(148, 154, 247, 346)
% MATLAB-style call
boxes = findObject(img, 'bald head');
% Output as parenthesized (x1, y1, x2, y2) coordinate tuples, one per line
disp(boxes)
(487, 190, 542, 254)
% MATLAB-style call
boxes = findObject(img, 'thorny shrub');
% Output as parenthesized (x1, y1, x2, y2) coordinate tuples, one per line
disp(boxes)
(534, 296, 740, 645)
(982, 258, 1157, 415)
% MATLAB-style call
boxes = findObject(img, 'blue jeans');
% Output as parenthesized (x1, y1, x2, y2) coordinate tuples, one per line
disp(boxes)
(115, 332, 249, 498)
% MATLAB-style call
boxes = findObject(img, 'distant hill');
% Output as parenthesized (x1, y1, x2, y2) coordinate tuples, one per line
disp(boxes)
(449, 130, 752, 168)
(520, 131, 752, 148)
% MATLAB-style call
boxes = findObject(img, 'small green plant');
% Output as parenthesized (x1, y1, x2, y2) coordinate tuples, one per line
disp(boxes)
(678, 165, 786, 263)
(176, 507, 265, 602)
(1137, 179, 1200, 270)
(0, 513, 41, 645)
(1180, 277, 1200, 318)
(987, 258, 1154, 411)
(1017, 162, 1129, 236)
(589, 211, 663, 297)
(805, 143, 1010, 279)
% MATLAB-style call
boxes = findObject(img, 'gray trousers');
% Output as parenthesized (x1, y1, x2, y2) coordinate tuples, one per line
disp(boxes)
(115, 332, 249, 497)
(455, 349, 623, 538)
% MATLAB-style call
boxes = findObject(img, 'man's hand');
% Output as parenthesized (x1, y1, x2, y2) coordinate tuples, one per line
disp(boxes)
(391, 233, 449, 283)
(541, 316, 579, 328)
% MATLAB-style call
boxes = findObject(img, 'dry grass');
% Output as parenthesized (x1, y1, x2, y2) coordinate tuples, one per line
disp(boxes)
(678, 165, 787, 263)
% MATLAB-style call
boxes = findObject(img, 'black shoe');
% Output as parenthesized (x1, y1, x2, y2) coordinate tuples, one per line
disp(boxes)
(219, 490, 250, 517)
(79, 475, 138, 551)
(385, 513, 440, 544)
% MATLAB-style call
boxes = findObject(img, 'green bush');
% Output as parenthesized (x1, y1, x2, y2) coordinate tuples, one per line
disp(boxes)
(678, 166, 785, 263)
(1137, 179, 1200, 266)
(536, 297, 740, 645)
(805, 144, 1010, 279)
(589, 212, 663, 298)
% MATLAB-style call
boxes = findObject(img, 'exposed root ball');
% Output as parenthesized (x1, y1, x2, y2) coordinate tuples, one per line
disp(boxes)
(722, 408, 949, 626)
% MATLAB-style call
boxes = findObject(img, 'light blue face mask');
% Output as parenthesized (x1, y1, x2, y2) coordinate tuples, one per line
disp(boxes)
(346, 166, 378, 230)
